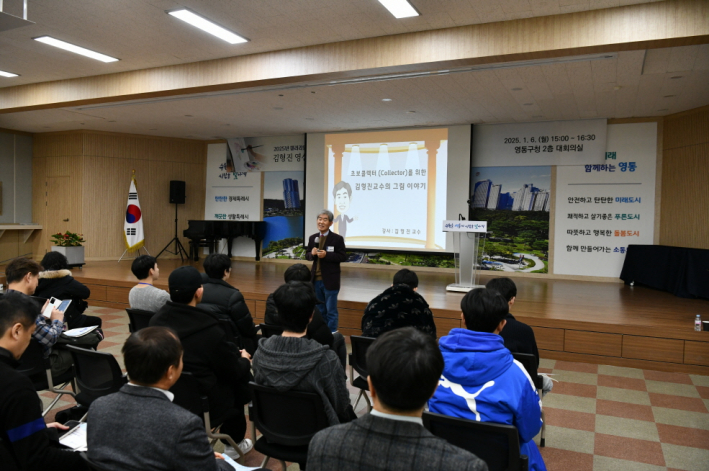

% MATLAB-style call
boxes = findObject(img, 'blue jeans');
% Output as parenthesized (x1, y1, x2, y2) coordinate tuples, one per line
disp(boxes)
(314, 280, 340, 332)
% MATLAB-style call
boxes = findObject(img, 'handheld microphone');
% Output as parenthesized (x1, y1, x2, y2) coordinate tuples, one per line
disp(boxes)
(314, 236, 320, 244)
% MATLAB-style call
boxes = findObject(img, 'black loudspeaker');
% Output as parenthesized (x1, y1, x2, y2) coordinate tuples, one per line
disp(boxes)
(170, 180, 186, 204)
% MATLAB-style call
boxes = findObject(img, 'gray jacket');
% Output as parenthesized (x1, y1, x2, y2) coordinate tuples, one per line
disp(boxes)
(252, 335, 350, 425)
(307, 413, 488, 471)
(87, 384, 231, 471)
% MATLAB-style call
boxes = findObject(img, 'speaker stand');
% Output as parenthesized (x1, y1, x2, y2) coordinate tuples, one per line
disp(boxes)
(157, 203, 188, 262)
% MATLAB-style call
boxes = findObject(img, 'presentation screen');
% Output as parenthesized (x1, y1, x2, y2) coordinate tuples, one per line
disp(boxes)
(306, 126, 469, 252)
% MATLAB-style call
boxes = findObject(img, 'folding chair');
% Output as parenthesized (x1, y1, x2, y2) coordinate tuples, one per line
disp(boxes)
(423, 411, 529, 471)
(258, 323, 284, 338)
(349, 335, 375, 412)
(15, 340, 76, 417)
(64, 345, 127, 417)
(512, 352, 546, 447)
(125, 308, 155, 333)
(248, 382, 330, 470)
(170, 372, 245, 462)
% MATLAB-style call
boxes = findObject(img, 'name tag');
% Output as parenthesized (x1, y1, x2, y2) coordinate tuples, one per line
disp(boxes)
(326, 246, 334, 252)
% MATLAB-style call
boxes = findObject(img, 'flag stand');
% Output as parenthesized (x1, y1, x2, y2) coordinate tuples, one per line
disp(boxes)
(118, 246, 151, 263)
(156, 203, 188, 262)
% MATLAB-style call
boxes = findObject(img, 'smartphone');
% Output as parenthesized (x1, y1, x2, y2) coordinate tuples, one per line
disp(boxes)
(42, 297, 72, 318)
(59, 420, 82, 438)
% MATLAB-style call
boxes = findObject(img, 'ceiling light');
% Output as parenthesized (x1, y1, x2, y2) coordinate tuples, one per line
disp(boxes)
(167, 9, 247, 44)
(378, 0, 419, 19)
(184, 114, 193, 117)
(0, 70, 19, 77)
(511, 88, 523, 91)
(382, 98, 392, 102)
(670, 76, 683, 79)
(34, 36, 119, 62)
(663, 95, 675, 98)
(613, 86, 622, 91)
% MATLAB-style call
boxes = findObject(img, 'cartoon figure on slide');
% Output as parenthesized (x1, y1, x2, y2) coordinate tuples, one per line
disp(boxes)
(332, 181, 357, 239)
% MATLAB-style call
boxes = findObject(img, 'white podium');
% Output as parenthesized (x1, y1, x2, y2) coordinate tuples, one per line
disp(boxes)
(442, 220, 487, 293)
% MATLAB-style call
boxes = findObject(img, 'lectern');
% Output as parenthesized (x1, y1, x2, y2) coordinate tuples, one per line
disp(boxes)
(442, 220, 487, 293)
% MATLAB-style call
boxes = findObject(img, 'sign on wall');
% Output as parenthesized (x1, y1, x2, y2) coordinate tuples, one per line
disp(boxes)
(473, 119, 607, 167)
(553, 123, 657, 277)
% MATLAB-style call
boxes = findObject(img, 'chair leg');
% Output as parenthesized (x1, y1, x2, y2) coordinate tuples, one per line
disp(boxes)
(279, 460, 287, 470)
(362, 390, 372, 412)
(41, 381, 76, 417)
(353, 390, 364, 411)
(540, 409, 546, 447)
(260, 456, 270, 468)
(204, 412, 244, 461)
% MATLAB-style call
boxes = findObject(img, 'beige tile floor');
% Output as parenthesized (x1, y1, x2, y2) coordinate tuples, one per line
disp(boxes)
(39, 307, 709, 471)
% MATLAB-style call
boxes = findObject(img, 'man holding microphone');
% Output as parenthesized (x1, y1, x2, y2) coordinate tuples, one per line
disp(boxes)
(306, 210, 347, 333)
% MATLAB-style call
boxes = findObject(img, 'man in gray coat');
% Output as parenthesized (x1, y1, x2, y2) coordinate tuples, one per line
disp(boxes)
(87, 327, 233, 471)
(307, 327, 488, 471)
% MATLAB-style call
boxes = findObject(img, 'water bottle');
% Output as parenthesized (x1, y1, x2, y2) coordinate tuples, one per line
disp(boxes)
(695, 314, 702, 332)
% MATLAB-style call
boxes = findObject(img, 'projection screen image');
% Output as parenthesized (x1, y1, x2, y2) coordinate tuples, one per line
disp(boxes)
(324, 128, 448, 251)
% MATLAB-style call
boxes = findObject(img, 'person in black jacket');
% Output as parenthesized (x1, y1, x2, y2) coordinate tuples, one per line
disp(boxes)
(35, 252, 102, 329)
(0, 292, 88, 471)
(198, 253, 260, 354)
(264, 263, 346, 369)
(486, 277, 552, 396)
(149, 266, 254, 460)
(361, 269, 436, 339)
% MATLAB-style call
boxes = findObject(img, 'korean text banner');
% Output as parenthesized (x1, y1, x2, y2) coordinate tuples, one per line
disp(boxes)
(553, 122, 657, 277)
(473, 119, 607, 166)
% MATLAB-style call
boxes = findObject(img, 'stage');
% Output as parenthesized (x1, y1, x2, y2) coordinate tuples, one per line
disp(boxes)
(5, 259, 708, 375)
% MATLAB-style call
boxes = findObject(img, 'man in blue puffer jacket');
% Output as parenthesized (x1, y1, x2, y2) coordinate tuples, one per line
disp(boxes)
(429, 288, 546, 471)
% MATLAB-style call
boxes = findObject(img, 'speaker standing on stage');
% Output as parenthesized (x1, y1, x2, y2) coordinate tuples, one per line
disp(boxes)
(306, 210, 347, 333)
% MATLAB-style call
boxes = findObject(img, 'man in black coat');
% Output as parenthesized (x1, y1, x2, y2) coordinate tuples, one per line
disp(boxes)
(149, 266, 254, 460)
(198, 253, 260, 354)
(0, 292, 87, 471)
(305, 210, 347, 332)
(361, 269, 436, 338)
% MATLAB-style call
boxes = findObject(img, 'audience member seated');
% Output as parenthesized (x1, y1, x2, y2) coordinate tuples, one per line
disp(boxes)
(486, 277, 552, 396)
(87, 327, 235, 471)
(429, 288, 546, 471)
(307, 327, 487, 471)
(198, 253, 260, 354)
(3, 257, 73, 376)
(264, 263, 346, 368)
(35, 251, 102, 329)
(253, 281, 353, 426)
(361, 269, 436, 338)
(149, 266, 253, 460)
(128, 255, 170, 312)
(0, 292, 88, 471)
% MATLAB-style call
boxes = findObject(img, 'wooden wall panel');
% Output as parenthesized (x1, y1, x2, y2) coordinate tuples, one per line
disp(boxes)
(534, 326, 565, 351)
(106, 286, 130, 304)
(684, 341, 709, 366)
(339, 308, 363, 331)
(622, 335, 684, 364)
(564, 330, 622, 357)
(434, 317, 460, 337)
(85, 284, 107, 301)
(32, 131, 206, 260)
(660, 107, 709, 249)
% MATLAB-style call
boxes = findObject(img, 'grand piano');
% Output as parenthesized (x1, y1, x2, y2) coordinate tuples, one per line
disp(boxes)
(183, 220, 267, 261)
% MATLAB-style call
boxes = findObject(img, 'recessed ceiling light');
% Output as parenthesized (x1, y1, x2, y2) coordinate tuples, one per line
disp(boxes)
(0, 70, 19, 77)
(511, 88, 523, 91)
(184, 114, 193, 117)
(167, 9, 247, 44)
(278, 94, 284, 97)
(34, 36, 119, 62)
(311, 91, 316, 94)
(613, 86, 622, 91)
(378, 0, 419, 18)
(663, 95, 675, 98)
(670, 76, 683, 79)
(107, 120, 116, 123)
(382, 98, 392, 102)
(407, 110, 416, 113)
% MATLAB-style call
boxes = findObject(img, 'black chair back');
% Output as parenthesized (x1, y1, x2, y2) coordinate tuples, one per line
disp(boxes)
(423, 411, 528, 471)
(125, 308, 155, 333)
(512, 353, 543, 390)
(350, 335, 376, 378)
(249, 382, 329, 447)
(259, 324, 284, 338)
(65, 345, 126, 406)
(170, 372, 208, 419)
(16, 340, 75, 390)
